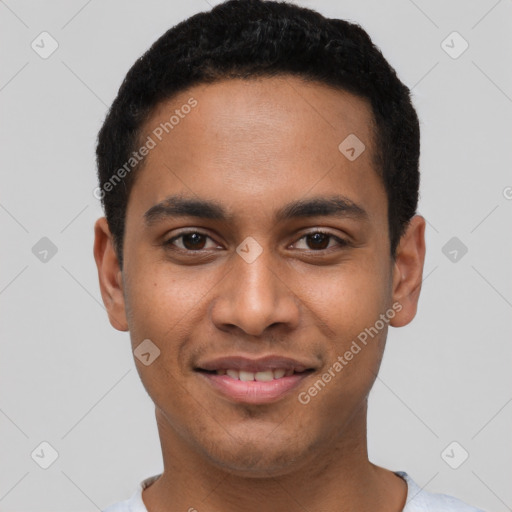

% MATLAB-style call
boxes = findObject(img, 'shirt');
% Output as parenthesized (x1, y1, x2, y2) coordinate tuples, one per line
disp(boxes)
(102, 471, 485, 512)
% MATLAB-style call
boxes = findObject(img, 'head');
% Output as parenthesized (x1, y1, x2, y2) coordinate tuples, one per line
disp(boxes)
(94, 0, 425, 477)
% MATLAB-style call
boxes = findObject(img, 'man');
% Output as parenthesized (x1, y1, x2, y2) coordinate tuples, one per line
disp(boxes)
(93, 1, 485, 510)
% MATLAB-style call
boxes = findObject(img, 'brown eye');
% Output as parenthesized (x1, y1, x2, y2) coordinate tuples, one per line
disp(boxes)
(181, 233, 206, 250)
(293, 231, 348, 251)
(164, 231, 218, 251)
(306, 232, 330, 250)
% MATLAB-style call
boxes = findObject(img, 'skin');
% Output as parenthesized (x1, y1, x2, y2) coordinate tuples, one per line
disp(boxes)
(94, 76, 426, 512)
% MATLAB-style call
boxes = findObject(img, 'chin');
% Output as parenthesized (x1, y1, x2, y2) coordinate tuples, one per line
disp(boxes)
(209, 450, 304, 478)
(197, 429, 314, 478)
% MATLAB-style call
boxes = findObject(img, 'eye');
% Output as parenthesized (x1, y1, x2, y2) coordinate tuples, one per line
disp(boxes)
(293, 231, 348, 251)
(164, 231, 219, 251)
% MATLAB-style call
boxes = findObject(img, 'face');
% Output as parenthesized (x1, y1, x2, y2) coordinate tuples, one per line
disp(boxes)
(94, 75, 425, 477)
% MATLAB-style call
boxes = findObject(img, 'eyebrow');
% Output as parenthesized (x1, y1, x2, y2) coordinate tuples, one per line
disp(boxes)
(143, 194, 369, 226)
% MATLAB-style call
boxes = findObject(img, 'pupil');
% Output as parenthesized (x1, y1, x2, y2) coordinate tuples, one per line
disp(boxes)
(308, 233, 329, 250)
(184, 233, 205, 250)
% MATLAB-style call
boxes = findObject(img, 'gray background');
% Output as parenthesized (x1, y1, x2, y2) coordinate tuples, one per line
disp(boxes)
(1, 0, 511, 510)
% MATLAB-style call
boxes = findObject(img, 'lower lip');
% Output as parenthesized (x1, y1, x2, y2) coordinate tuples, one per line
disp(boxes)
(197, 371, 311, 404)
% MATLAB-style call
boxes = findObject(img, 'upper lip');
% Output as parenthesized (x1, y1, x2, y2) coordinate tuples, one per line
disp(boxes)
(196, 355, 316, 373)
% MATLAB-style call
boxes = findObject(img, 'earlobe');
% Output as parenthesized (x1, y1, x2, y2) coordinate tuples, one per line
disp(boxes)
(93, 217, 129, 332)
(389, 215, 426, 328)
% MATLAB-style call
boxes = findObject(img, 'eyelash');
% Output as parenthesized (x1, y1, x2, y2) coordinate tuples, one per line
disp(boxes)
(163, 229, 349, 252)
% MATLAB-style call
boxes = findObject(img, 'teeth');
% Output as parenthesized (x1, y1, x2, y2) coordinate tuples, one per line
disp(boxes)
(226, 369, 238, 379)
(239, 370, 254, 381)
(255, 370, 274, 381)
(216, 369, 294, 381)
(273, 369, 285, 379)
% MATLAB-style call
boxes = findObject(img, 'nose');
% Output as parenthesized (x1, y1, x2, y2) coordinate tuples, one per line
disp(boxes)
(210, 246, 300, 337)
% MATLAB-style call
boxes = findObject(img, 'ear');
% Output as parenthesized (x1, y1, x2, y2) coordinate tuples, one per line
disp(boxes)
(93, 217, 129, 331)
(389, 215, 426, 328)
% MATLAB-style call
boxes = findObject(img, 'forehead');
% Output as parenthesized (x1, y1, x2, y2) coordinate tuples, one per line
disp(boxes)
(129, 75, 385, 227)
(144, 75, 376, 160)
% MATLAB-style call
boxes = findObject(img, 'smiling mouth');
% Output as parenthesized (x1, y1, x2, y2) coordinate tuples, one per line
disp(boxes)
(198, 368, 313, 381)
(195, 359, 315, 404)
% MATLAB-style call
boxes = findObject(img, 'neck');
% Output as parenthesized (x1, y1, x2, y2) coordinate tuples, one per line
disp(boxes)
(142, 403, 407, 512)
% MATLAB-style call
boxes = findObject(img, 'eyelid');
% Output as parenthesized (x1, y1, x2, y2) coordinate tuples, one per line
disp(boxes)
(164, 229, 222, 250)
(162, 228, 350, 252)
(290, 229, 349, 250)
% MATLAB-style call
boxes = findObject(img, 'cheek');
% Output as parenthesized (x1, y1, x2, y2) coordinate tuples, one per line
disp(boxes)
(299, 257, 391, 334)
(122, 269, 196, 418)
(124, 261, 211, 342)
(297, 258, 391, 395)
(122, 263, 218, 397)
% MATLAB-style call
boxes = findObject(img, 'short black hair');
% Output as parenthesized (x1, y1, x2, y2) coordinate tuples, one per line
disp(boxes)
(96, 0, 420, 269)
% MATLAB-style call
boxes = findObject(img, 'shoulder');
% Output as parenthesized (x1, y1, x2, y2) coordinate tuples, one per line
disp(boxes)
(101, 474, 161, 512)
(397, 472, 486, 512)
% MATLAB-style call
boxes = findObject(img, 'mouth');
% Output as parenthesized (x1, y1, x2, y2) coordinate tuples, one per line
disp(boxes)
(195, 356, 316, 404)
(203, 368, 302, 381)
